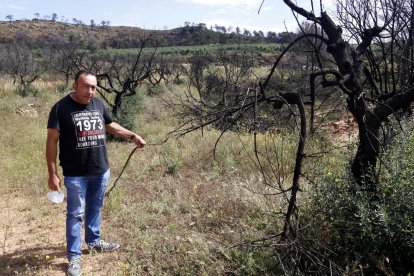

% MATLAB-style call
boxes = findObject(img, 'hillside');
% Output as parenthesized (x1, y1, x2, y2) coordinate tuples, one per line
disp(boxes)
(0, 19, 149, 42)
(0, 19, 269, 49)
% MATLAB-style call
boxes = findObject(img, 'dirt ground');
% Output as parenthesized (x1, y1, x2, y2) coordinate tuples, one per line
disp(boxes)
(0, 192, 126, 276)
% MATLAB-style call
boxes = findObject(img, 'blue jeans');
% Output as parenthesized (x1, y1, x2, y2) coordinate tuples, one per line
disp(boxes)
(64, 169, 110, 260)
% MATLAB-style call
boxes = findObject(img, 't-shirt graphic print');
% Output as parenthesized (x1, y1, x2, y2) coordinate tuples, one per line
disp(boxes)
(48, 94, 113, 176)
(72, 110, 106, 149)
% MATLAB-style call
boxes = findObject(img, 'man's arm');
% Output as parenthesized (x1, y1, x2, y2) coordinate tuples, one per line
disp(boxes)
(46, 128, 61, 191)
(106, 122, 146, 148)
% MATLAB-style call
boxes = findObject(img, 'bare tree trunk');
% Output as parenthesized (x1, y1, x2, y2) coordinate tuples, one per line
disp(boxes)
(278, 92, 307, 239)
(283, 1, 389, 185)
(350, 101, 381, 186)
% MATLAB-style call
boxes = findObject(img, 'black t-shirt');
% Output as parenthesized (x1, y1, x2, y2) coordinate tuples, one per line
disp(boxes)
(47, 94, 113, 176)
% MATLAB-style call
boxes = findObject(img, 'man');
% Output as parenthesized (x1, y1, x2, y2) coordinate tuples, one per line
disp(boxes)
(46, 70, 145, 276)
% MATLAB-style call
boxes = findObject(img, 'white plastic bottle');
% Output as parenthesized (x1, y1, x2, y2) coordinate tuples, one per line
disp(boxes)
(47, 191, 65, 204)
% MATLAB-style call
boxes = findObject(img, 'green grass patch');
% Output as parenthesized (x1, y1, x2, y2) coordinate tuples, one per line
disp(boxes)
(98, 42, 282, 57)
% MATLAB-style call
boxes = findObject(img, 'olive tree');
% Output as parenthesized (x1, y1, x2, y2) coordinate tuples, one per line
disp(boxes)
(3, 32, 44, 95)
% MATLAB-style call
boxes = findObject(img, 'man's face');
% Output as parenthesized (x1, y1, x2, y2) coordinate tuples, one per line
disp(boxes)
(72, 73, 97, 105)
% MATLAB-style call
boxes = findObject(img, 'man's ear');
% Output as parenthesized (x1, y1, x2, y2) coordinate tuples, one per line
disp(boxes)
(72, 82, 77, 90)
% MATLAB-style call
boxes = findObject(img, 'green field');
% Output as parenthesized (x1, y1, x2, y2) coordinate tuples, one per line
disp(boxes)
(99, 42, 282, 56)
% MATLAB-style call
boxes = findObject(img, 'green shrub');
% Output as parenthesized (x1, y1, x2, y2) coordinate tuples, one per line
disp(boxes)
(228, 247, 277, 275)
(16, 84, 39, 97)
(307, 131, 414, 274)
(172, 77, 184, 85)
(55, 83, 69, 93)
(113, 93, 143, 133)
(146, 84, 164, 96)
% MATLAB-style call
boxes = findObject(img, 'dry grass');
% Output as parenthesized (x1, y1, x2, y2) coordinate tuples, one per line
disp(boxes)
(0, 78, 55, 196)
(0, 79, 275, 275)
(0, 78, 346, 275)
(101, 86, 281, 274)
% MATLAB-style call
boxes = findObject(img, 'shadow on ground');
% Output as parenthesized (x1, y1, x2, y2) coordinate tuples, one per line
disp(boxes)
(0, 245, 66, 275)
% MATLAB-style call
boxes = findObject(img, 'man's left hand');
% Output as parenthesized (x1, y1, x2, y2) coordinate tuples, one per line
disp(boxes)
(131, 134, 146, 148)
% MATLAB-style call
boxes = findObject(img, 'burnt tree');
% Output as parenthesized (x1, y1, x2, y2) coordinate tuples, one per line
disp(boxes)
(281, 0, 414, 185)
(85, 36, 162, 116)
(4, 33, 43, 88)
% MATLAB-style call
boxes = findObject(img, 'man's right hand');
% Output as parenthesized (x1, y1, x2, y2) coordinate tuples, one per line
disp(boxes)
(48, 174, 61, 191)
(46, 128, 61, 191)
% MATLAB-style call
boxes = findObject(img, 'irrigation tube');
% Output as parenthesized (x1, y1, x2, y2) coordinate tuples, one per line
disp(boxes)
(105, 146, 139, 198)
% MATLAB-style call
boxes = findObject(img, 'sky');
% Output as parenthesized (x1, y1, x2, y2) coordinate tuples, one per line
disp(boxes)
(0, 0, 336, 34)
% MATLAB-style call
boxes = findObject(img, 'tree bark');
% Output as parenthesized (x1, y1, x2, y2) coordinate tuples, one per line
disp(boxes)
(278, 92, 307, 239)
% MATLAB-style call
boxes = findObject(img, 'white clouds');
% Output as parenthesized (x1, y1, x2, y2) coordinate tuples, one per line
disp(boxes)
(201, 16, 295, 34)
(184, 0, 302, 34)
(7, 4, 27, 11)
(177, 0, 262, 7)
